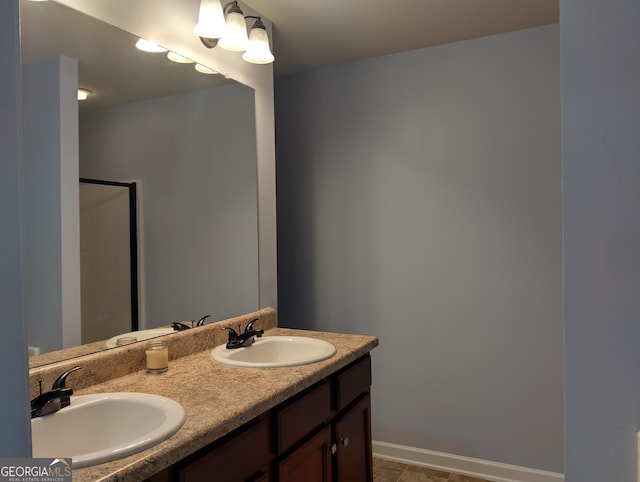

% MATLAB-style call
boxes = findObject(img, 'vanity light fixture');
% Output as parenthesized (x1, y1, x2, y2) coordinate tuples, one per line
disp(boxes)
(77, 88, 92, 101)
(242, 18, 274, 64)
(194, 0, 275, 65)
(193, 0, 227, 40)
(217, 1, 249, 51)
(135, 38, 168, 53)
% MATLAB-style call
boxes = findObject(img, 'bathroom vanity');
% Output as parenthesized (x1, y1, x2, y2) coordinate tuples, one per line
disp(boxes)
(28, 309, 378, 482)
(150, 354, 372, 482)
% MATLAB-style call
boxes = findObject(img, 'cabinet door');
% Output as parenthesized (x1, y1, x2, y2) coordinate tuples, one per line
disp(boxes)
(279, 426, 332, 482)
(334, 393, 372, 482)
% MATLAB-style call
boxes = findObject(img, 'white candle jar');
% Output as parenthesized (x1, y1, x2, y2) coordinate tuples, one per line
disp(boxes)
(145, 340, 169, 374)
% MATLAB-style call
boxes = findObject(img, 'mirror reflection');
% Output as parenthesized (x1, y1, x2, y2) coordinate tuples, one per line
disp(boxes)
(21, 0, 259, 366)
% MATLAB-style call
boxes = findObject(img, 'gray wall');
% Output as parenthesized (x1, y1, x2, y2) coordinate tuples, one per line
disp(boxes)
(0, 0, 31, 456)
(275, 25, 563, 472)
(80, 83, 259, 326)
(22, 55, 81, 354)
(561, 0, 640, 480)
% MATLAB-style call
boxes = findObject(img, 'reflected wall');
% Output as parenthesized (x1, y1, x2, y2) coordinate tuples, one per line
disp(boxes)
(80, 82, 259, 329)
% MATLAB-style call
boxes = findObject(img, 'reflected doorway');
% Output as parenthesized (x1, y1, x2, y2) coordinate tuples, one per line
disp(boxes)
(79, 178, 139, 344)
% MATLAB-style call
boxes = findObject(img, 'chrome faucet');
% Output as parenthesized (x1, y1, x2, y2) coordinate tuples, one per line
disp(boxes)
(31, 366, 82, 418)
(225, 318, 264, 349)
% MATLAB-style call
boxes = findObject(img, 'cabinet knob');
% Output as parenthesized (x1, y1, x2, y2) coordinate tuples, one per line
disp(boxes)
(328, 443, 337, 455)
(340, 437, 349, 448)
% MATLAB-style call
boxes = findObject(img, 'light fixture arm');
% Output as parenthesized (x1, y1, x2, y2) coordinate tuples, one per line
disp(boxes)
(245, 16, 266, 30)
(224, 1, 243, 16)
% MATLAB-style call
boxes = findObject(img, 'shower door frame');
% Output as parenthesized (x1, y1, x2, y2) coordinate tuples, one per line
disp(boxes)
(79, 177, 140, 333)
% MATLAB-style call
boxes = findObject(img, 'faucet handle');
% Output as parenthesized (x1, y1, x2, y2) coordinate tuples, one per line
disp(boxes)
(224, 326, 239, 341)
(196, 314, 211, 327)
(51, 365, 82, 390)
(244, 318, 260, 333)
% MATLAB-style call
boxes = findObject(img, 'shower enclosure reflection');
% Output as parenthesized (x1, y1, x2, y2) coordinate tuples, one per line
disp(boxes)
(80, 179, 139, 344)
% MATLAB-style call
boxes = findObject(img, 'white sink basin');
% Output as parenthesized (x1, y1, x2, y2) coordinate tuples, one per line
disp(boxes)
(105, 328, 175, 348)
(31, 392, 185, 468)
(211, 335, 336, 368)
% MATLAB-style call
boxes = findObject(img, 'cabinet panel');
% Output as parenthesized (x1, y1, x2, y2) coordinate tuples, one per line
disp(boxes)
(335, 355, 371, 411)
(179, 418, 272, 482)
(334, 393, 372, 482)
(279, 426, 332, 482)
(278, 380, 333, 454)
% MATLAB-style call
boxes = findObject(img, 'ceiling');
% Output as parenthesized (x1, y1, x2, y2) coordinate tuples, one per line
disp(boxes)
(21, 0, 235, 111)
(242, 0, 559, 77)
(20, 0, 560, 103)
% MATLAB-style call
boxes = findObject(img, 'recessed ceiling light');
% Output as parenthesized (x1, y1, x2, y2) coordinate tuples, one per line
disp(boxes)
(77, 88, 92, 101)
(195, 64, 218, 74)
(135, 38, 167, 53)
(167, 51, 194, 64)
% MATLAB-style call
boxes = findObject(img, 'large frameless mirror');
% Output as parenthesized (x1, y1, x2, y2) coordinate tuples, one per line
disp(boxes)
(21, 0, 260, 367)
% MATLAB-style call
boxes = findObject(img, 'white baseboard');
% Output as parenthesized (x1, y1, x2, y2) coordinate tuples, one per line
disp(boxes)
(372, 440, 564, 482)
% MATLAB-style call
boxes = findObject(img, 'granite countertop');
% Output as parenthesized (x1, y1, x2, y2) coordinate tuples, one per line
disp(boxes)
(72, 327, 378, 482)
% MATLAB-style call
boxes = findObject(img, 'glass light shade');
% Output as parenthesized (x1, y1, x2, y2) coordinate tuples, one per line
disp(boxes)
(167, 51, 194, 63)
(242, 24, 274, 64)
(193, 0, 227, 39)
(135, 38, 167, 53)
(195, 64, 218, 74)
(218, 10, 249, 51)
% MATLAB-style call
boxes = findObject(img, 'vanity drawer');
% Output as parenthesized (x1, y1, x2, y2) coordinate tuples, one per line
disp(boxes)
(278, 380, 333, 454)
(335, 355, 371, 411)
(179, 417, 272, 482)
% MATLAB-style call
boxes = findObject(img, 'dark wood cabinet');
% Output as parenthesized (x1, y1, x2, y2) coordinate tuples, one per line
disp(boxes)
(178, 417, 272, 482)
(279, 426, 332, 482)
(278, 392, 372, 482)
(277, 380, 333, 454)
(334, 392, 372, 482)
(147, 416, 274, 482)
(277, 354, 372, 482)
(147, 355, 372, 482)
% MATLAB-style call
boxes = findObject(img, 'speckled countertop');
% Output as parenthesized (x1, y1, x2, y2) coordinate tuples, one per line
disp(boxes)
(35, 311, 378, 482)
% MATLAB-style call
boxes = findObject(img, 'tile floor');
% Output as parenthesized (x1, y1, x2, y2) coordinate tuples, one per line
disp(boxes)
(373, 458, 492, 482)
